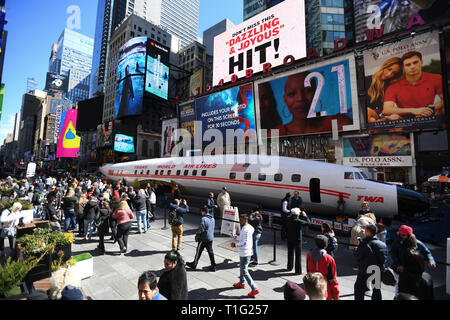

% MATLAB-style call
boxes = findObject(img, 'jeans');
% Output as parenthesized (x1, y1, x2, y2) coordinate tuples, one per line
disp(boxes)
(136, 210, 147, 232)
(84, 219, 94, 238)
(0, 236, 15, 258)
(64, 209, 77, 232)
(33, 205, 42, 219)
(252, 232, 261, 263)
(117, 221, 131, 250)
(239, 256, 257, 291)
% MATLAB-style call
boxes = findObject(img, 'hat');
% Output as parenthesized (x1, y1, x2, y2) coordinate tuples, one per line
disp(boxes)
(365, 221, 377, 234)
(239, 214, 249, 220)
(314, 235, 328, 249)
(290, 208, 300, 216)
(222, 186, 227, 191)
(397, 225, 413, 236)
(61, 285, 84, 300)
(283, 280, 306, 300)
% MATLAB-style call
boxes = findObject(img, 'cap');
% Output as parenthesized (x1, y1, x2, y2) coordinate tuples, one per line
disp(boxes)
(222, 186, 227, 191)
(283, 280, 306, 300)
(365, 221, 378, 234)
(397, 225, 413, 236)
(61, 285, 84, 300)
(314, 235, 329, 249)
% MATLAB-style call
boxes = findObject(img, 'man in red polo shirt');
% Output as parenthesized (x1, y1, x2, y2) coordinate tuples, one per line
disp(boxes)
(382, 51, 444, 118)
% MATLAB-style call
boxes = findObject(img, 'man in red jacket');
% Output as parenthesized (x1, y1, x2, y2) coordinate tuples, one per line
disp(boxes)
(306, 235, 340, 300)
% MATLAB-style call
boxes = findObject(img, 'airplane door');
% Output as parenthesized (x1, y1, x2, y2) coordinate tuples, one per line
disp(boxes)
(310, 178, 321, 203)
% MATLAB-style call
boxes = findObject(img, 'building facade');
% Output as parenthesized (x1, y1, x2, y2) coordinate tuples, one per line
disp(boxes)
(243, 0, 284, 21)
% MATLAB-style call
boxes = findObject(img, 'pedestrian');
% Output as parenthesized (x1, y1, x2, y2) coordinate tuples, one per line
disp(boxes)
(31, 187, 44, 219)
(285, 207, 310, 274)
(46, 198, 62, 232)
(186, 206, 216, 271)
(0, 202, 22, 259)
(358, 201, 375, 218)
(62, 189, 78, 232)
(168, 198, 189, 251)
(83, 195, 99, 240)
(217, 186, 231, 226)
(206, 192, 218, 228)
(173, 185, 181, 201)
(321, 223, 338, 257)
(109, 195, 121, 242)
(148, 186, 156, 221)
(95, 200, 111, 255)
(290, 191, 303, 209)
(111, 200, 134, 253)
(354, 220, 388, 300)
(137, 271, 167, 300)
(306, 235, 340, 300)
(280, 192, 291, 240)
(133, 189, 148, 234)
(231, 214, 259, 297)
(157, 250, 188, 300)
(75, 193, 88, 237)
(248, 208, 263, 267)
(303, 272, 328, 300)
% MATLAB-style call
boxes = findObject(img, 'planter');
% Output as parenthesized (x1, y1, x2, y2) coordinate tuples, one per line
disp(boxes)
(53, 244, 72, 262)
(72, 253, 93, 280)
(23, 253, 52, 286)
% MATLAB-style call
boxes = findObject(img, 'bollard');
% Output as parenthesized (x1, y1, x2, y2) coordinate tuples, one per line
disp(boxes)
(269, 213, 280, 266)
(161, 204, 169, 230)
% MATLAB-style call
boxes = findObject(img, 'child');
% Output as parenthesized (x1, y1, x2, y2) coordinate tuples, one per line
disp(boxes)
(321, 223, 338, 257)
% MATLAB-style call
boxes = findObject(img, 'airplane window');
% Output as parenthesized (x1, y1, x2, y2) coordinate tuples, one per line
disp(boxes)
(292, 174, 301, 182)
(192, 170, 197, 176)
(146, 170, 150, 175)
(140, 170, 144, 175)
(258, 173, 266, 181)
(160, 170, 164, 175)
(344, 172, 354, 179)
(155, 170, 159, 175)
(176, 170, 181, 176)
(274, 173, 283, 182)
(201, 170, 207, 176)
(134, 170, 137, 175)
(244, 173, 251, 180)
(230, 172, 236, 180)
(184, 170, 189, 176)
(360, 171, 368, 179)
(355, 172, 363, 179)
(167, 170, 171, 175)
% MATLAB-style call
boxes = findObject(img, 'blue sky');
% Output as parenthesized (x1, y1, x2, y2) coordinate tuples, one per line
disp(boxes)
(0, 0, 243, 146)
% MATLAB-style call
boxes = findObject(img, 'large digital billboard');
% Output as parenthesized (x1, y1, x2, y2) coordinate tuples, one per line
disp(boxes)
(117, 37, 147, 82)
(363, 32, 444, 132)
(56, 109, 81, 158)
(115, 75, 144, 119)
(213, 0, 306, 85)
(45, 72, 69, 93)
(254, 53, 359, 138)
(161, 118, 178, 157)
(145, 40, 170, 100)
(343, 133, 412, 167)
(114, 134, 135, 153)
(179, 101, 196, 144)
(354, 0, 449, 43)
(195, 84, 256, 145)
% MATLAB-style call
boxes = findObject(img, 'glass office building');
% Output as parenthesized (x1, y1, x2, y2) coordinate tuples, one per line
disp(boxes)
(243, 0, 284, 21)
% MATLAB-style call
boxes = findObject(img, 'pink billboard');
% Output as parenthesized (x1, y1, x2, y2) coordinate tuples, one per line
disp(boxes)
(56, 109, 81, 158)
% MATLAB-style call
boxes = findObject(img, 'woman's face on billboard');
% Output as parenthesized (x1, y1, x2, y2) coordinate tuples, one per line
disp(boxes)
(381, 63, 401, 81)
(283, 73, 314, 119)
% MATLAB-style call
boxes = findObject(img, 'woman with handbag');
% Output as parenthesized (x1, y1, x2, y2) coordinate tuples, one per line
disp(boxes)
(0, 202, 22, 259)
(111, 200, 134, 254)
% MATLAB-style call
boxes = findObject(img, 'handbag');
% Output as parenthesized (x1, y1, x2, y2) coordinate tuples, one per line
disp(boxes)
(368, 241, 397, 286)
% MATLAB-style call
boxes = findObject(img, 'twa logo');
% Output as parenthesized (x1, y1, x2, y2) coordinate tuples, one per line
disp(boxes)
(357, 195, 384, 203)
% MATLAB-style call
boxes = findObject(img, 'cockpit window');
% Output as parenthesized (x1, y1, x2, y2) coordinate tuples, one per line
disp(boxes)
(344, 172, 354, 179)
(360, 171, 368, 179)
(355, 172, 363, 179)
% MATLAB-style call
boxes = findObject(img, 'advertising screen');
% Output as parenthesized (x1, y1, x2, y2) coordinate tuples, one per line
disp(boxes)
(354, 0, 449, 43)
(195, 84, 256, 145)
(45, 72, 69, 93)
(117, 37, 147, 82)
(179, 101, 196, 142)
(114, 134, 135, 153)
(56, 109, 81, 158)
(190, 68, 203, 96)
(254, 53, 359, 138)
(161, 118, 178, 157)
(213, 0, 306, 85)
(343, 134, 412, 167)
(145, 40, 170, 100)
(363, 32, 444, 132)
(115, 74, 144, 119)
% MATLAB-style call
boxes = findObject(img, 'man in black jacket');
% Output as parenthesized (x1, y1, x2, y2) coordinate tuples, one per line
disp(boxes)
(46, 198, 61, 232)
(286, 208, 310, 274)
(133, 189, 148, 233)
(354, 221, 388, 300)
(248, 209, 263, 267)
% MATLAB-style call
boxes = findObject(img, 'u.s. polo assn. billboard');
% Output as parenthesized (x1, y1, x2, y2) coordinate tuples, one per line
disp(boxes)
(213, 0, 306, 86)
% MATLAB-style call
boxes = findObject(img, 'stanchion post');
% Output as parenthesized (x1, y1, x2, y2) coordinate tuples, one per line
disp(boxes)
(161, 198, 169, 230)
(269, 212, 280, 266)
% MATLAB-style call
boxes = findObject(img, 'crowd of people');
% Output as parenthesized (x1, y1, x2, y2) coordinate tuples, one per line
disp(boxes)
(0, 174, 439, 301)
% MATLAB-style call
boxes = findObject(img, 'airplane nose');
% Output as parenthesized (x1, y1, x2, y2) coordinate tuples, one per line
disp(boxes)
(396, 186, 429, 216)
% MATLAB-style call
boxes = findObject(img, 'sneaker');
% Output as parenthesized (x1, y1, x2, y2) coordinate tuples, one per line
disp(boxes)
(233, 282, 246, 289)
(186, 262, 196, 270)
(249, 262, 258, 267)
(209, 265, 216, 272)
(121, 247, 127, 253)
(248, 289, 260, 297)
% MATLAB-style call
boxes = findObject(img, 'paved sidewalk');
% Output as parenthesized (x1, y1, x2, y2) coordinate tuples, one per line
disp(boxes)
(71, 208, 447, 300)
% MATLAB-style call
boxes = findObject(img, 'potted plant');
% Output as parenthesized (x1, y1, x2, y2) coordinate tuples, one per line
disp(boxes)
(49, 232, 74, 262)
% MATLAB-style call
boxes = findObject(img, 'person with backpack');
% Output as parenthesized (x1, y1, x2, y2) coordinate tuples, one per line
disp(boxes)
(168, 198, 189, 251)
(248, 208, 263, 267)
(31, 188, 44, 219)
(306, 235, 340, 300)
(321, 223, 338, 257)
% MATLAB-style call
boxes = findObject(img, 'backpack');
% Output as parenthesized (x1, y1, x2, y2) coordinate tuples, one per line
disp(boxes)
(328, 234, 338, 252)
(168, 209, 178, 226)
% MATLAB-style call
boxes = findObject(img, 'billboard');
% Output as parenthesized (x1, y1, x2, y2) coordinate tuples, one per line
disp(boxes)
(115, 73, 145, 119)
(354, 0, 450, 43)
(213, 0, 306, 85)
(195, 84, 256, 145)
(145, 40, 170, 100)
(45, 72, 69, 93)
(190, 68, 203, 96)
(254, 53, 359, 138)
(76, 95, 103, 132)
(56, 109, 81, 158)
(161, 118, 178, 157)
(343, 134, 412, 167)
(114, 134, 135, 153)
(363, 32, 444, 132)
(179, 101, 196, 144)
(117, 37, 147, 81)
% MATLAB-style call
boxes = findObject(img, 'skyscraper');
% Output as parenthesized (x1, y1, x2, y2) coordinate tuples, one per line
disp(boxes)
(160, 0, 199, 48)
(26, 77, 38, 93)
(243, 0, 285, 21)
